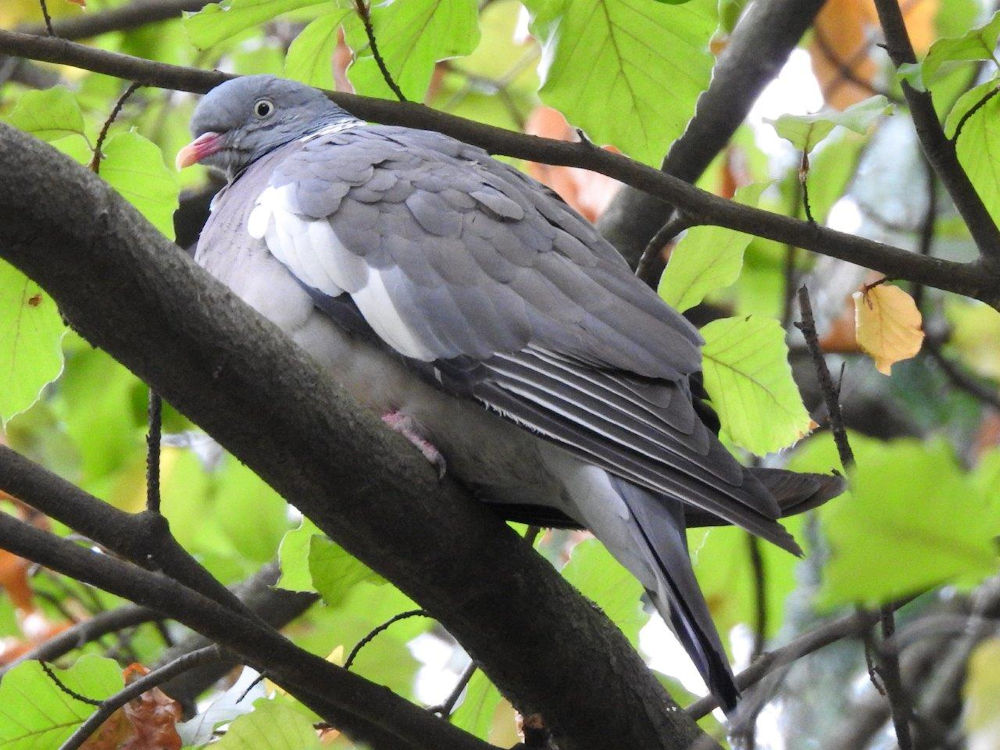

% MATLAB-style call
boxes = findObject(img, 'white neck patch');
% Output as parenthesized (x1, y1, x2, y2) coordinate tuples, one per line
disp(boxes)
(299, 119, 364, 142)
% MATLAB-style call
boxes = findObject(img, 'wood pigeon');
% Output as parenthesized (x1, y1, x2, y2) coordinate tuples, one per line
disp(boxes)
(178, 75, 843, 712)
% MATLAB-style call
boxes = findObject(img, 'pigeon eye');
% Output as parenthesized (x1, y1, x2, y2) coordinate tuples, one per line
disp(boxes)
(253, 98, 275, 118)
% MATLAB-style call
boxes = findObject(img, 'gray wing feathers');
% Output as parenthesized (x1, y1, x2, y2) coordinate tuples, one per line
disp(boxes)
(259, 127, 702, 376)
(248, 125, 795, 549)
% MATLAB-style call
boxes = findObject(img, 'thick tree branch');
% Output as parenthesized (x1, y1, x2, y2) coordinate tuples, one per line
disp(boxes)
(598, 0, 827, 266)
(0, 124, 711, 750)
(1, 30, 990, 304)
(872, 0, 1000, 265)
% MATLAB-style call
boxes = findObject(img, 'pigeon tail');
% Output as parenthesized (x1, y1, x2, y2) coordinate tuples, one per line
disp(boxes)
(606, 476, 739, 713)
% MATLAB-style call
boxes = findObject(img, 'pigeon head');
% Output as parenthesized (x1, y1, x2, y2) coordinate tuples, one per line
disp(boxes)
(177, 75, 355, 178)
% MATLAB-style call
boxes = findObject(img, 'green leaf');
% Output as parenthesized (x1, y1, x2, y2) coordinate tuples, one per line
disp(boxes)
(658, 182, 767, 311)
(214, 698, 323, 749)
(285, 10, 352, 89)
(964, 639, 1000, 750)
(309, 535, 384, 605)
(921, 10, 1000, 83)
(768, 95, 892, 153)
(562, 539, 648, 644)
(450, 670, 504, 738)
(184, 0, 328, 49)
(700, 316, 811, 455)
(687, 520, 801, 641)
(276, 517, 320, 592)
(0, 259, 66, 426)
(525, 0, 716, 165)
(98, 131, 179, 240)
(4, 88, 87, 143)
(212, 458, 292, 562)
(345, 0, 481, 100)
(954, 86, 1000, 226)
(818, 439, 998, 608)
(0, 656, 123, 749)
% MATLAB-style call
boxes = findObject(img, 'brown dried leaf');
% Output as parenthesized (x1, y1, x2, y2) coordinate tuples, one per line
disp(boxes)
(810, 0, 937, 109)
(524, 106, 621, 221)
(100, 664, 185, 750)
(853, 283, 925, 375)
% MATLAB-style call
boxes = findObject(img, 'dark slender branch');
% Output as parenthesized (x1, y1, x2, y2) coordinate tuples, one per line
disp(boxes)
(951, 84, 1000, 144)
(799, 150, 814, 225)
(635, 214, 691, 289)
(873, 0, 1000, 265)
(0, 31, 994, 305)
(0, 604, 157, 676)
(0, 513, 495, 750)
(37, 0, 55, 36)
(795, 288, 855, 466)
(0, 446, 259, 623)
(434, 661, 478, 718)
(90, 81, 142, 174)
(19, 0, 212, 41)
(62, 646, 225, 750)
(39, 659, 102, 706)
(876, 607, 914, 750)
(687, 597, 916, 719)
(344, 610, 429, 670)
(146, 391, 162, 513)
(747, 534, 767, 662)
(352, 0, 407, 102)
(797, 285, 913, 748)
(924, 340, 1000, 411)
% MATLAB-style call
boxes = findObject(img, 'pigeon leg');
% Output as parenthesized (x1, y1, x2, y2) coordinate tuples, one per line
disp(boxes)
(382, 411, 447, 479)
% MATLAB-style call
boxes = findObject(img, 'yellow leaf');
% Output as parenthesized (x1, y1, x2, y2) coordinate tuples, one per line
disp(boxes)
(965, 639, 1000, 750)
(853, 284, 925, 375)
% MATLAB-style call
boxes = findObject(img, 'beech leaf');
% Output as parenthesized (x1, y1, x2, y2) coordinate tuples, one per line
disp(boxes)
(700, 316, 811, 455)
(853, 283, 925, 375)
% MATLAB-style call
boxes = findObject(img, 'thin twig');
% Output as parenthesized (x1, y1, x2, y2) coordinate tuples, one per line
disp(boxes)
(37, 0, 55, 36)
(924, 339, 1000, 411)
(873, 0, 1000, 265)
(0, 29, 996, 302)
(89, 82, 142, 174)
(747, 533, 767, 662)
(799, 150, 814, 224)
(61, 646, 225, 750)
(432, 661, 478, 717)
(39, 659, 102, 706)
(951, 85, 1000, 145)
(794, 287, 854, 466)
(635, 213, 691, 288)
(146, 390, 162, 514)
(352, 0, 406, 102)
(343, 609, 430, 670)
(687, 596, 916, 718)
(797, 283, 913, 747)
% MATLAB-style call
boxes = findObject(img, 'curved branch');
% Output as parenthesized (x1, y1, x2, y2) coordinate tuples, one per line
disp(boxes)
(0, 123, 710, 750)
(0, 29, 991, 304)
(19, 0, 212, 41)
(63, 646, 225, 750)
(873, 0, 1000, 265)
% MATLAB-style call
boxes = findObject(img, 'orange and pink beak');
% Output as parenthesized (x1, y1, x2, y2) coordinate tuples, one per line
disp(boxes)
(175, 131, 224, 169)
